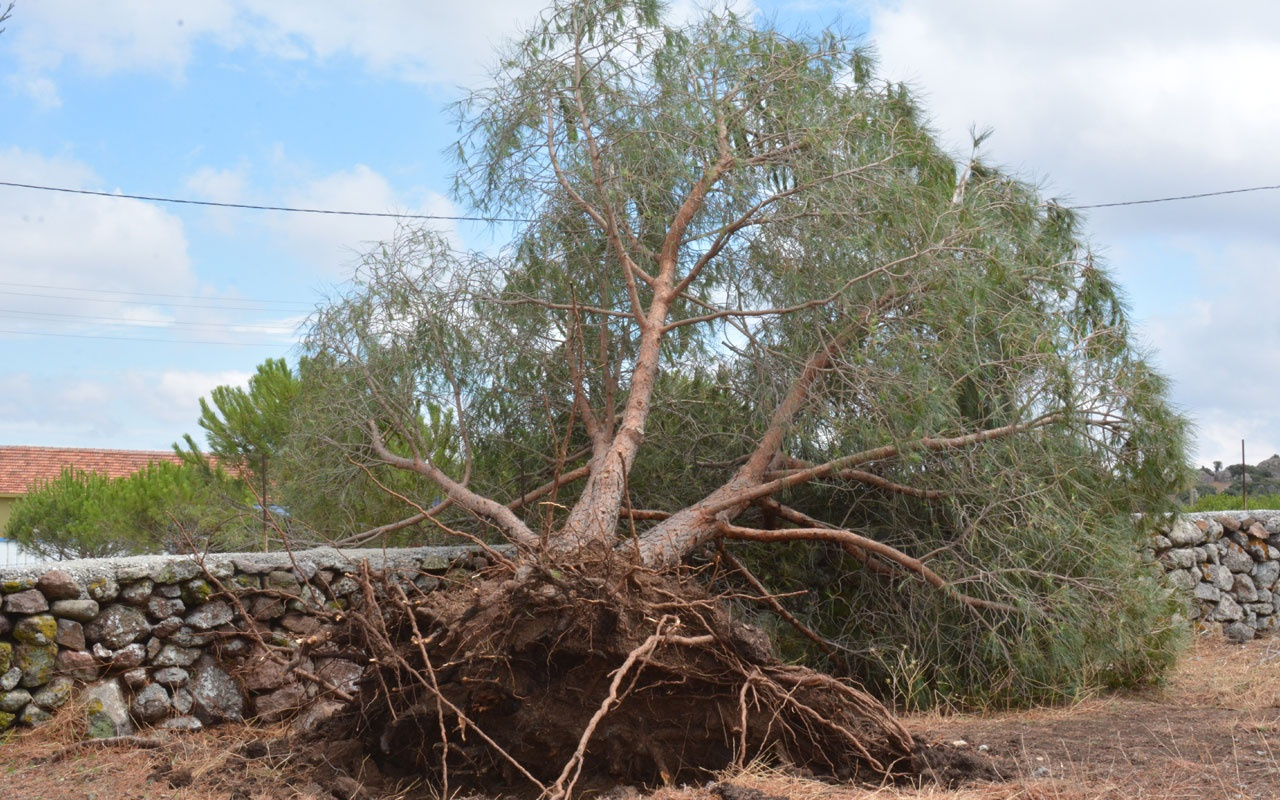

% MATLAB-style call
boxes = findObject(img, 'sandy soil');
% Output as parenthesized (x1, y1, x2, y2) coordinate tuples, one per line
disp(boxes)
(1, 633, 1278, 800)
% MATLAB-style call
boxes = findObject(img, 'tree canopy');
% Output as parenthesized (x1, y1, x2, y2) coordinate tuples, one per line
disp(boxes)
(297, 0, 1187, 736)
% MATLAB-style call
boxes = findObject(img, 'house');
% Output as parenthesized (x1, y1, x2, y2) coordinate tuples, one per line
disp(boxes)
(0, 446, 184, 530)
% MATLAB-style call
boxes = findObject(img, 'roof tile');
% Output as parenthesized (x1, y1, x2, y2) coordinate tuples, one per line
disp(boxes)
(0, 446, 184, 495)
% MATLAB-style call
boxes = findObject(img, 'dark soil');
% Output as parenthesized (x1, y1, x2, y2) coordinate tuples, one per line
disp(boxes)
(324, 557, 912, 796)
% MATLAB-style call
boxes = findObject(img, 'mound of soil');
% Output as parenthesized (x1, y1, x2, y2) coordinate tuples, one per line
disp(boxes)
(323, 557, 914, 797)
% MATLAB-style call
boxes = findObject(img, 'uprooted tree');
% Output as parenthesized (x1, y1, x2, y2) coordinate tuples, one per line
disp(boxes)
(296, 0, 1188, 794)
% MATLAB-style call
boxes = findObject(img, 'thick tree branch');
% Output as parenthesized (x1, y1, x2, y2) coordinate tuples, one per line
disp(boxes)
(368, 421, 539, 549)
(717, 521, 1020, 615)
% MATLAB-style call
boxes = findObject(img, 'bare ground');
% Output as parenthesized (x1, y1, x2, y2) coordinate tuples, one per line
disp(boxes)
(2, 633, 1279, 800)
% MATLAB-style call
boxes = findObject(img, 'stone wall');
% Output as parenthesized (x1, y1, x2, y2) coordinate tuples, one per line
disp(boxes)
(1149, 511, 1280, 643)
(0, 545, 488, 735)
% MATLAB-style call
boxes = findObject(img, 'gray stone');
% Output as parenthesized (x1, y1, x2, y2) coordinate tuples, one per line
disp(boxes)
(1165, 569, 1197, 591)
(120, 579, 155, 605)
(1214, 594, 1244, 622)
(3, 589, 48, 615)
(36, 570, 81, 600)
(1225, 622, 1257, 643)
(1233, 574, 1260, 603)
(153, 667, 189, 687)
(1223, 547, 1255, 574)
(1247, 602, 1274, 616)
(185, 600, 233, 630)
(155, 583, 183, 598)
(130, 683, 171, 724)
(1150, 534, 1172, 551)
(151, 616, 183, 638)
(0, 614, 11, 637)
(1205, 563, 1235, 591)
(1192, 546, 1209, 563)
(167, 626, 213, 648)
(55, 618, 85, 650)
(110, 643, 147, 670)
(121, 668, 149, 690)
(147, 596, 186, 620)
(172, 688, 194, 715)
(84, 679, 134, 738)
(50, 599, 99, 622)
(1219, 514, 1243, 533)
(19, 704, 52, 725)
(1255, 560, 1280, 590)
(1193, 583, 1221, 602)
(1163, 548, 1197, 569)
(149, 559, 200, 584)
(84, 604, 151, 649)
(158, 715, 203, 731)
(1201, 517, 1224, 542)
(0, 689, 31, 713)
(56, 649, 99, 681)
(86, 575, 119, 603)
(190, 655, 245, 724)
(265, 570, 301, 591)
(1168, 517, 1205, 547)
(1259, 588, 1273, 605)
(32, 677, 74, 710)
(248, 595, 285, 621)
(151, 644, 201, 667)
(0, 667, 21, 691)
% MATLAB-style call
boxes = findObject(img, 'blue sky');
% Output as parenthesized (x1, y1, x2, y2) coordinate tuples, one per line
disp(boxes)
(1, 1, 1277, 466)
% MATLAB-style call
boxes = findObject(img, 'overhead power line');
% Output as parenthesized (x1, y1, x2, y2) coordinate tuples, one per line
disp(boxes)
(0, 181, 534, 224)
(0, 280, 312, 309)
(5, 178, 1280, 220)
(1071, 184, 1280, 209)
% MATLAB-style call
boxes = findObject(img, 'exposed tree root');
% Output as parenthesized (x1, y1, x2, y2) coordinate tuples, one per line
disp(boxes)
(326, 557, 914, 798)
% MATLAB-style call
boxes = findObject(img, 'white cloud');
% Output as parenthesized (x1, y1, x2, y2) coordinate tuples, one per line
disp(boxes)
(9, 0, 551, 93)
(859, 0, 1280, 464)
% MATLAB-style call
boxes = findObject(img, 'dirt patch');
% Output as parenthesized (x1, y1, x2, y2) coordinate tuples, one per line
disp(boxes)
(328, 558, 911, 796)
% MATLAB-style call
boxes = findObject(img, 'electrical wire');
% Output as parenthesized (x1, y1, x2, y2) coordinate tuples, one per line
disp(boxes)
(0, 180, 534, 223)
(5, 177, 1280, 217)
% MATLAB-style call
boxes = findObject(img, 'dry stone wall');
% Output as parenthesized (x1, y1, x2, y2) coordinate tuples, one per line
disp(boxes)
(1149, 511, 1280, 643)
(0, 545, 489, 735)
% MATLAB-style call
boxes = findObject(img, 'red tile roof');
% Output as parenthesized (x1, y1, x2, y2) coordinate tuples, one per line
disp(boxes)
(0, 446, 185, 495)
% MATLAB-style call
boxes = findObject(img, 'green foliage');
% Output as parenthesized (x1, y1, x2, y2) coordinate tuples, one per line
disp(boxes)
(301, 0, 1190, 708)
(4, 461, 258, 561)
(183, 357, 299, 494)
(1188, 493, 1280, 512)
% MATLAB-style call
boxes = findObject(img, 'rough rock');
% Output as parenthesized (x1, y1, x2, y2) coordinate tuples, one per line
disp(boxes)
(151, 644, 201, 667)
(1214, 594, 1244, 622)
(1225, 621, 1257, 643)
(185, 600, 233, 630)
(110, 643, 147, 670)
(50, 599, 100, 622)
(120, 579, 155, 605)
(84, 604, 151, 649)
(253, 683, 307, 723)
(190, 655, 245, 724)
(1233, 574, 1260, 603)
(131, 683, 172, 723)
(13, 614, 57, 646)
(14, 642, 57, 687)
(31, 676, 74, 710)
(1168, 517, 1205, 547)
(0, 689, 31, 713)
(84, 679, 134, 738)
(55, 649, 99, 682)
(36, 570, 81, 601)
(153, 667, 189, 687)
(1223, 547, 1255, 574)
(55, 619, 85, 650)
(3, 590, 48, 615)
(146, 596, 185, 620)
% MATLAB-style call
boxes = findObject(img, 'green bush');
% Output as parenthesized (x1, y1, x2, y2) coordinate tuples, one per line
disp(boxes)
(4, 461, 258, 561)
(1187, 493, 1280, 512)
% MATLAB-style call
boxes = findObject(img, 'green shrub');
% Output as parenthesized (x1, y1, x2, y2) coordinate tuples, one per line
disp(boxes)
(1187, 493, 1280, 512)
